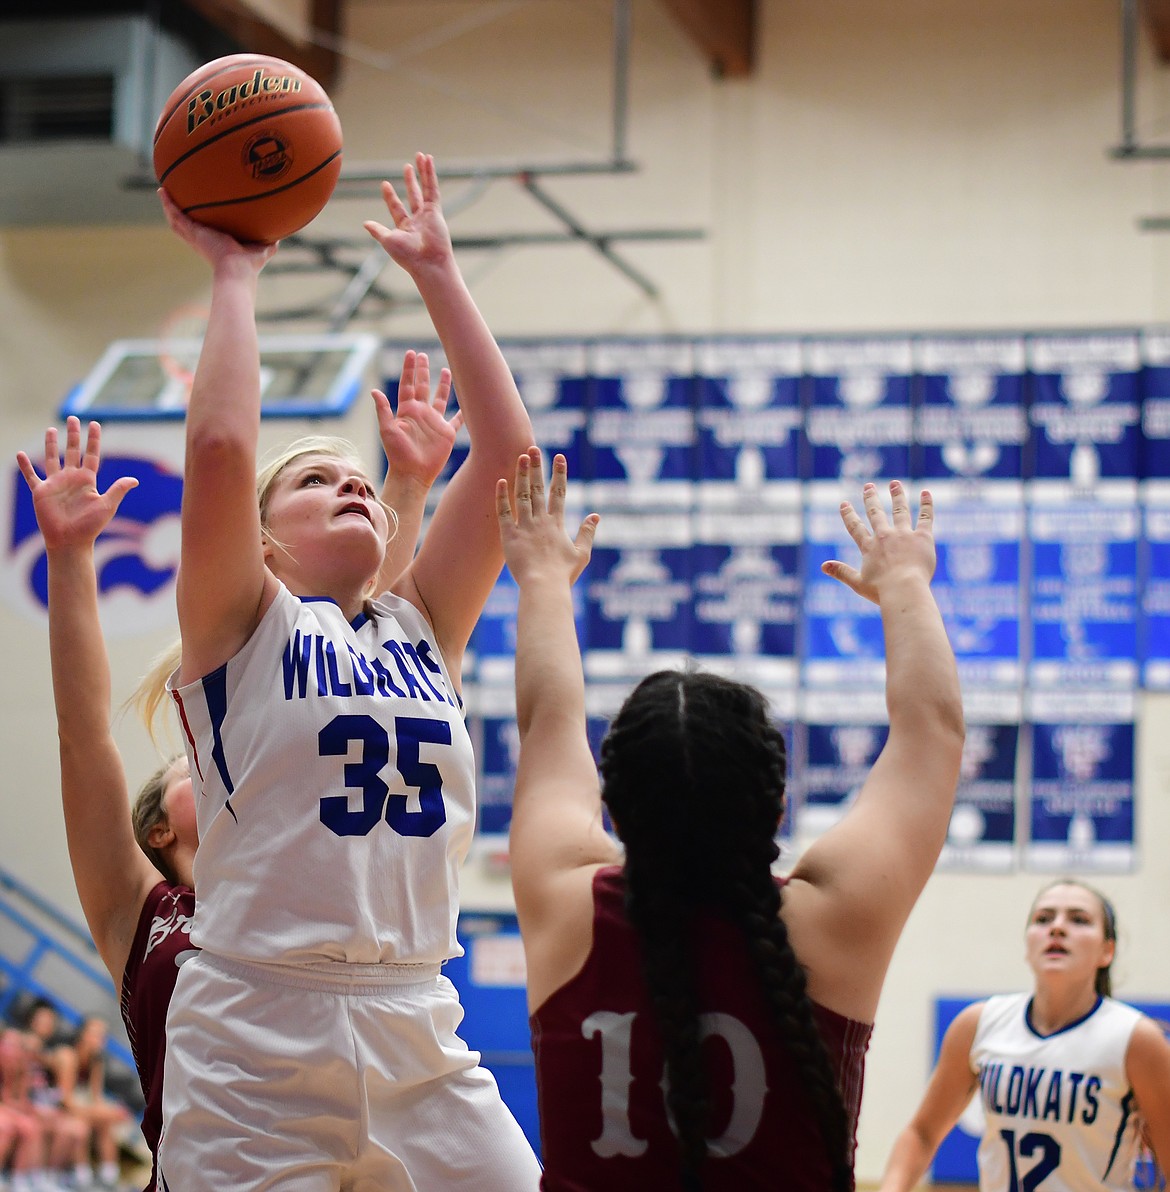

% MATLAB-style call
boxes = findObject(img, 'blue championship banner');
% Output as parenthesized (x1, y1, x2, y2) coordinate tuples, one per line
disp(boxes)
(582, 509, 692, 682)
(1143, 502, 1170, 689)
(691, 507, 801, 697)
(788, 693, 889, 846)
(475, 714, 521, 836)
(506, 339, 590, 483)
(913, 335, 1028, 486)
(1026, 334, 1141, 497)
(803, 337, 913, 496)
(801, 503, 887, 688)
(693, 337, 803, 507)
(933, 500, 1025, 689)
(1027, 501, 1139, 689)
(1140, 330, 1170, 689)
(469, 568, 520, 689)
(585, 338, 696, 510)
(1025, 689, 1136, 873)
(938, 721, 1019, 873)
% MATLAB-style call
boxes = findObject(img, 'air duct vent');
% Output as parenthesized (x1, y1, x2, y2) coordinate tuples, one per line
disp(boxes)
(0, 75, 116, 143)
(0, 17, 200, 226)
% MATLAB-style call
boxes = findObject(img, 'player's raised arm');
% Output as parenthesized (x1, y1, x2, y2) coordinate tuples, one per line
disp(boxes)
(371, 349, 461, 592)
(785, 481, 964, 1022)
(158, 189, 279, 683)
(497, 450, 615, 1010)
(366, 154, 533, 678)
(15, 418, 160, 984)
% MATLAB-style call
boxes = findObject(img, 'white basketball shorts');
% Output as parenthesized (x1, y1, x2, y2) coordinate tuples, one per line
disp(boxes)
(157, 951, 541, 1191)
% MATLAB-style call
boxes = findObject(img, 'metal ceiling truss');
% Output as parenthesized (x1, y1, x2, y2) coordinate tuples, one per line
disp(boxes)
(1113, 0, 1170, 231)
(146, 0, 709, 323)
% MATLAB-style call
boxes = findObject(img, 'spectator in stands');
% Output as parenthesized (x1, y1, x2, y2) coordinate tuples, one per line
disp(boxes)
(0, 1026, 50, 1192)
(3, 1006, 87, 1191)
(52, 1018, 132, 1190)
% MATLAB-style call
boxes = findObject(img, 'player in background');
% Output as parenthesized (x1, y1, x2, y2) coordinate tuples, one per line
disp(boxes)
(496, 450, 965, 1191)
(51, 1017, 133, 1188)
(879, 879, 1170, 1192)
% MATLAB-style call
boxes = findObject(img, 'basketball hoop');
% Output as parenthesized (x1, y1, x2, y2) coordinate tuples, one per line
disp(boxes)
(158, 303, 210, 409)
(60, 331, 379, 421)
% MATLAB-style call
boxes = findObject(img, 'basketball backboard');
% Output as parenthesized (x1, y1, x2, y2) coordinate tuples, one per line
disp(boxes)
(61, 332, 380, 421)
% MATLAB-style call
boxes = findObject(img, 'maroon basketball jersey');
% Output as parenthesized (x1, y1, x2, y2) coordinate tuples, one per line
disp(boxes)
(120, 880, 197, 1191)
(530, 866, 871, 1191)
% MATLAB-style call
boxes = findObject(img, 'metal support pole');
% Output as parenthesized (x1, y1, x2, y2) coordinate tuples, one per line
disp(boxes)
(328, 248, 390, 333)
(520, 173, 661, 298)
(613, 0, 632, 164)
(1119, 0, 1139, 156)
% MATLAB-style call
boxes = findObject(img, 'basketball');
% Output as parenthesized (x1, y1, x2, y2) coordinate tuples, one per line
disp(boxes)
(154, 54, 343, 244)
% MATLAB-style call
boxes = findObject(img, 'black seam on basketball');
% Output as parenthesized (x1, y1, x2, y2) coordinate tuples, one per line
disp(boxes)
(180, 150, 342, 214)
(153, 56, 286, 143)
(157, 103, 337, 184)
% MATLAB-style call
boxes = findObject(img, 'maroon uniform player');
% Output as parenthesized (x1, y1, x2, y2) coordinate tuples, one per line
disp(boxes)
(497, 451, 964, 1191)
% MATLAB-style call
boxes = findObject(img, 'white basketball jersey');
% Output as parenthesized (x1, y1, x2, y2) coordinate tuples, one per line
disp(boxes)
(169, 584, 476, 967)
(970, 992, 1144, 1191)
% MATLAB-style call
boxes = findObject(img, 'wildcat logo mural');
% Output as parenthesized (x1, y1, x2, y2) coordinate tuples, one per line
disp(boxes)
(3, 445, 183, 637)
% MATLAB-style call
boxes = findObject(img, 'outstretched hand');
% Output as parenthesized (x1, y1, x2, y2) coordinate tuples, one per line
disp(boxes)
(363, 152, 453, 275)
(821, 480, 936, 605)
(16, 417, 138, 552)
(373, 350, 462, 488)
(497, 449, 598, 588)
(157, 188, 279, 273)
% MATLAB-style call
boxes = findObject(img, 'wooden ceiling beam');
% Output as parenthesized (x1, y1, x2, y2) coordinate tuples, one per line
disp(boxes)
(658, 0, 756, 78)
(1144, 0, 1170, 61)
(180, 0, 344, 89)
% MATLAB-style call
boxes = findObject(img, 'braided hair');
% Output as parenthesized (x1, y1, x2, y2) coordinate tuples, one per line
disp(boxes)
(599, 670, 852, 1192)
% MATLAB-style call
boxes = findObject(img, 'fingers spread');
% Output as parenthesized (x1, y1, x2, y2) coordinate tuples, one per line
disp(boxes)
(888, 479, 911, 527)
(514, 451, 532, 511)
(548, 453, 567, 517)
(43, 426, 60, 476)
(917, 489, 934, 524)
(838, 500, 866, 544)
(107, 476, 139, 509)
(434, 368, 453, 410)
(417, 153, 438, 202)
(821, 559, 860, 592)
(575, 512, 600, 556)
(494, 478, 512, 526)
(861, 481, 888, 531)
(82, 420, 102, 475)
(404, 162, 424, 213)
(414, 353, 431, 403)
(15, 452, 39, 490)
(380, 179, 407, 224)
(64, 417, 82, 468)
(527, 451, 546, 507)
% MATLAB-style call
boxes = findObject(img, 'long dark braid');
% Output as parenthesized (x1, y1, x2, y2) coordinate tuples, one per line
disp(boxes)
(731, 834, 853, 1192)
(600, 670, 852, 1191)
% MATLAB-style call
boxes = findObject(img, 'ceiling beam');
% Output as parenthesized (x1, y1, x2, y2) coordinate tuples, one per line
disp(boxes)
(179, 0, 344, 89)
(658, 0, 756, 78)
(1145, 0, 1170, 60)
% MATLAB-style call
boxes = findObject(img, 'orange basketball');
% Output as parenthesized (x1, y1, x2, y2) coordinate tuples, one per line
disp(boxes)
(154, 54, 343, 244)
